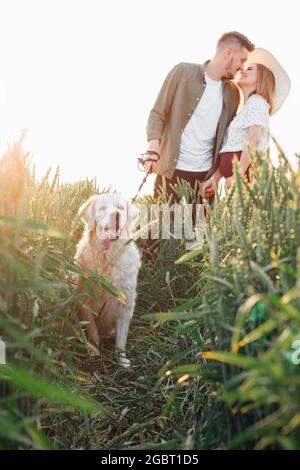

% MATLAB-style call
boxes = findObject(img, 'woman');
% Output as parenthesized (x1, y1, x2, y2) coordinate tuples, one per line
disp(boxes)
(202, 48, 291, 194)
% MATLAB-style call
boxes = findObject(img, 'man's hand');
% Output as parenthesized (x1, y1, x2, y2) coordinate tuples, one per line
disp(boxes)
(143, 154, 159, 174)
(144, 140, 160, 174)
(200, 168, 222, 198)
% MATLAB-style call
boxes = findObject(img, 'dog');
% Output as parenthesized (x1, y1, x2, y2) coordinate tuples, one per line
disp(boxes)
(74, 193, 141, 368)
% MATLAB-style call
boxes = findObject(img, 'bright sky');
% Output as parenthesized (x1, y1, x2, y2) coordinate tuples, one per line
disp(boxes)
(0, 0, 299, 199)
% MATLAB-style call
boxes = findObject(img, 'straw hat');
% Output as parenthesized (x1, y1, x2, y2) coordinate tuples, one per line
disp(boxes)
(245, 47, 291, 114)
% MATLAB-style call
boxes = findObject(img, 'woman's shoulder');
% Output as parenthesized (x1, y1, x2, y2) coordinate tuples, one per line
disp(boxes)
(245, 94, 270, 110)
(232, 93, 270, 129)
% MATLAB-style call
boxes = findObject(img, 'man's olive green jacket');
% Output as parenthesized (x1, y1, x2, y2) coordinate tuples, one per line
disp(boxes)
(146, 61, 240, 180)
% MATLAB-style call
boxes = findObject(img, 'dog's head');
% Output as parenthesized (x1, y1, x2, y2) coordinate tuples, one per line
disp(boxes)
(77, 194, 140, 241)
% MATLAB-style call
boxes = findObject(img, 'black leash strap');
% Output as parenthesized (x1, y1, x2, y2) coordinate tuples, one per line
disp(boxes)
(131, 173, 149, 203)
(131, 150, 160, 202)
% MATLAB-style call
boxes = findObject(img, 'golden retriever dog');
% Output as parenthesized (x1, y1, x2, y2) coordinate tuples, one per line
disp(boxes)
(74, 194, 141, 368)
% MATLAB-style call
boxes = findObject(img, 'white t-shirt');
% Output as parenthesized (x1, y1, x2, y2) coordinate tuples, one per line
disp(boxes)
(176, 71, 223, 172)
(220, 94, 270, 153)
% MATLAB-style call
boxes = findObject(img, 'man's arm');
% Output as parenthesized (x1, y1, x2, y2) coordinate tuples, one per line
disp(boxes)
(143, 138, 160, 173)
(228, 81, 241, 122)
(146, 63, 182, 142)
(144, 63, 182, 173)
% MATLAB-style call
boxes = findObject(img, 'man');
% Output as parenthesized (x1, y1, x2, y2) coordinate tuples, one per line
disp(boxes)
(144, 31, 255, 202)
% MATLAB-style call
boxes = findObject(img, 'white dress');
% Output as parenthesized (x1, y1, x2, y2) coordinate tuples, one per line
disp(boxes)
(219, 94, 270, 154)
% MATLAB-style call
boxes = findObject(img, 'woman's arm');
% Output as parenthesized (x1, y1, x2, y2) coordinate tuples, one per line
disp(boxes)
(239, 125, 263, 172)
(225, 125, 263, 188)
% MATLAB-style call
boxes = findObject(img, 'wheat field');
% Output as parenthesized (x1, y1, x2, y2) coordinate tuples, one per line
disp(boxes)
(0, 136, 300, 450)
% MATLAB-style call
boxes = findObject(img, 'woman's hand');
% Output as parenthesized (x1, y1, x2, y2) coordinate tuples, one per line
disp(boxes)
(200, 179, 215, 197)
(225, 176, 234, 189)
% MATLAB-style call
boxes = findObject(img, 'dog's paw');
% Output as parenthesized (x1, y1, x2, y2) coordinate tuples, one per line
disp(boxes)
(118, 353, 130, 369)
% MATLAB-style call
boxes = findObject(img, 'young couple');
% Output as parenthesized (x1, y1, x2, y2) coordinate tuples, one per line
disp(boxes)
(144, 31, 290, 203)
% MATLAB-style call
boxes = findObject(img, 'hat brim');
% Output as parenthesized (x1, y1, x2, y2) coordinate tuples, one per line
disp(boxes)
(244, 48, 291, 114)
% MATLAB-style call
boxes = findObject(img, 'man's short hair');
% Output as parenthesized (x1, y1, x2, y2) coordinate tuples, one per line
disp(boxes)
(217, 31, 255, 52)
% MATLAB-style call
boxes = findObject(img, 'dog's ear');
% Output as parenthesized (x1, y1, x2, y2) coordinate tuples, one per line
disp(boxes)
(77, 196, 97, 231)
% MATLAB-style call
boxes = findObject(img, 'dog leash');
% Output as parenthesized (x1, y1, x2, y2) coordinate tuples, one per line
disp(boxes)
(131, 150, 160, 202)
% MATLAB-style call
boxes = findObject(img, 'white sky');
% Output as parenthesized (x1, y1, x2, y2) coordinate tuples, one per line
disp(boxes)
(0, 0, 299, 199)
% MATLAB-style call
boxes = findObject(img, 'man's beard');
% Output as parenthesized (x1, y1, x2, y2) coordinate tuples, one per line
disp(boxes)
(224, 59, 235, 79)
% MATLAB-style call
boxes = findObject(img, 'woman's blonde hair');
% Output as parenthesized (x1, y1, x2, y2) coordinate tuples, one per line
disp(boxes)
(251, 63, 276, 114)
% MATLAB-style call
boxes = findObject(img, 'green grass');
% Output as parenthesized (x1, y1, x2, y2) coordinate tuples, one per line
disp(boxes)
(0, 139, 300, 449)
